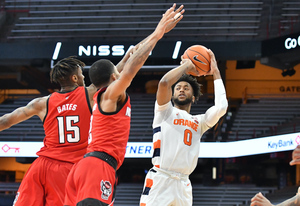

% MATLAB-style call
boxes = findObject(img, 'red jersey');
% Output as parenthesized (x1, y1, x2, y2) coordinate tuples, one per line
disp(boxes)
(87, 88, 131, 169)
(37, 87, 92, 164)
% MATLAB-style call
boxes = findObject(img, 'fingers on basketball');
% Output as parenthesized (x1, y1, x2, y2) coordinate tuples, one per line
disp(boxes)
(182, 45, 211, 76)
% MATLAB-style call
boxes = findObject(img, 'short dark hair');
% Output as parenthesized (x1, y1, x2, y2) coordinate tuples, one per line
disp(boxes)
(50, 56, 85, 85)
(89, 59, 115, 88)
(172, 74, 202, 101)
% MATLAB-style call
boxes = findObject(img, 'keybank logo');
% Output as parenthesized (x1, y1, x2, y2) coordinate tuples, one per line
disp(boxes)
(268, 139, 294, 149)
(295, 135, 300, 144)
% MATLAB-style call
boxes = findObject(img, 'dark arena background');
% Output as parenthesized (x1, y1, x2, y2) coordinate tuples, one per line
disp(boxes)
(0, 0, 300, 205)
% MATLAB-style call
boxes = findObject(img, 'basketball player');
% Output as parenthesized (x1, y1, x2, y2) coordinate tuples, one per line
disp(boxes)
(250, 145, 300, 206)
(139, 49, 228, 206)
(0, 57, 94, 206)
(0, 53, 132, 205)
(63, 4, 185, 206)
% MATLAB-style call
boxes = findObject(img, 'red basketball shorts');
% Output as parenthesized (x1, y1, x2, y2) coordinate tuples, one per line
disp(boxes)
(64, 156, 116, 206)
(13, 156, 73, 206)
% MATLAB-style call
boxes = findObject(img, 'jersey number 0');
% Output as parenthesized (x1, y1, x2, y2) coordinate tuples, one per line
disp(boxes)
(184, 129, 192, 146)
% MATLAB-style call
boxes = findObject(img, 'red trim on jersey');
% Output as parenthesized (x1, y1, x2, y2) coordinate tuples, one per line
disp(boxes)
(87, 88, 131, 169)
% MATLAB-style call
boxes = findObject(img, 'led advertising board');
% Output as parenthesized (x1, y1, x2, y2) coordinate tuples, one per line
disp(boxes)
(262, 32, 300, 57)
(1, 132, 299, 158)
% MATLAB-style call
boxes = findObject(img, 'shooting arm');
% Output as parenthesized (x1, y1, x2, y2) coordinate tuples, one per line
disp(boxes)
(204, 79, 228, 127)
(157, 59, 195, 105)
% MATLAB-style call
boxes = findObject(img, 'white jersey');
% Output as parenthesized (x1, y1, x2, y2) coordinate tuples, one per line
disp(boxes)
(152, 101, 209, 175)
(141, 79, 228, 206)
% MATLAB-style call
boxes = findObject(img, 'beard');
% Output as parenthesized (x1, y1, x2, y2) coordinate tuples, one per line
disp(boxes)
(173, 96, 193, 106)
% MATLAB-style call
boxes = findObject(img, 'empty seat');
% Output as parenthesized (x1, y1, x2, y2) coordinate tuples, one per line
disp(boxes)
(5, 0, 264, 41)
(113, 183, 276, 206)
(228, 97, 300, 140)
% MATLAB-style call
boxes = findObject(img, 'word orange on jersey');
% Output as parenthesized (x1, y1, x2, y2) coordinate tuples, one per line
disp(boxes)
(173, 119, 198, 132)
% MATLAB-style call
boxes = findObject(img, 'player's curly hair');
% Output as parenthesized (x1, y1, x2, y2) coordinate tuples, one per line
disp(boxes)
(50, 56, 85, 85)
(172, 74, 202, 101)
(89, 59, 115, 88)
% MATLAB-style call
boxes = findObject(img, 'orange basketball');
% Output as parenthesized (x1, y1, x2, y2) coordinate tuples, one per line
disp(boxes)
(182, 45, 211, 76)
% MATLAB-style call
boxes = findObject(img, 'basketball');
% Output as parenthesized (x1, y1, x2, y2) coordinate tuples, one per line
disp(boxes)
(182, 45, 211, 76)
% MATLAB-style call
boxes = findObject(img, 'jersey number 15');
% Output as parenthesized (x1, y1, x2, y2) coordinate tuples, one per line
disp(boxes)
(57, 116, 80, 143)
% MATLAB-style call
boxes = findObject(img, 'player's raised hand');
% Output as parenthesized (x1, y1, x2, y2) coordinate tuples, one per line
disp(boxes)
(153, 3, 185, 40)
(204, 49, 219, 76)
(165, 4, 185, 33)
(180, 56, 200, 76)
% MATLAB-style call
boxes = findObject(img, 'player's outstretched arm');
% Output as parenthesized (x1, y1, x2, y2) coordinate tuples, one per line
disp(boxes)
(115, 4, 184, 74)
(106, 4, 184, 100)
(0, 96, 47, 131)
(116, 45, 139, 73)
(135, 4, 184, 48)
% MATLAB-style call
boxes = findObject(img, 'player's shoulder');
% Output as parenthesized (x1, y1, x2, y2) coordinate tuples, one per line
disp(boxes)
(86, 84, 97, 94)
(26, 95, 49, 111)
(31, 95, 49, 103)
(155, 100, 172, 112)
